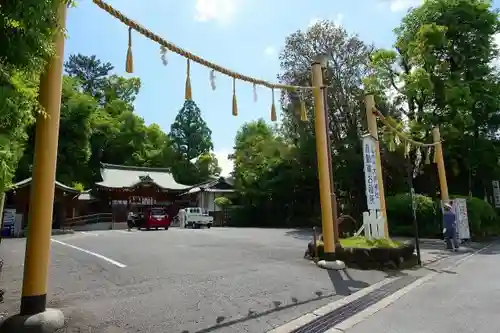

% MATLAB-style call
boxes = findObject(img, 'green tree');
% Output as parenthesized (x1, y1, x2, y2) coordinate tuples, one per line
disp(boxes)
(169, 100, 214, 160)
(367, 0, 500, 197)
(0, 0, 65, 192)
(278, 20, 377, 219)
(16, 77, 98, 186)
(64, 53, 114, 102)
(194, 152, 222, 180)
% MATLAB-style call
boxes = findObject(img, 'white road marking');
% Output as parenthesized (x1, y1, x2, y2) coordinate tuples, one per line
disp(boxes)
(51, 238, 127, 268)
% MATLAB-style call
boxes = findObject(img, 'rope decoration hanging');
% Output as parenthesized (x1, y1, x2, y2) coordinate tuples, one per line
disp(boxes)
(91, 0, 328, 122)
(372, 107, 441, 164)
(185, 59, 192, 100)
(125, 27, 133, 73)
(232, 78, 238, 116)
(270, 88, 277, 122)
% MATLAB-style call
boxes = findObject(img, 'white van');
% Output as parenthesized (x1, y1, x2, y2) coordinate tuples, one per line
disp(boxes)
(178, 207, 214, 229)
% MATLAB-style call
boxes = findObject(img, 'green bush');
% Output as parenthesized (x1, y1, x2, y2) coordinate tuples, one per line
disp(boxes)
(386, 193, 439, 237)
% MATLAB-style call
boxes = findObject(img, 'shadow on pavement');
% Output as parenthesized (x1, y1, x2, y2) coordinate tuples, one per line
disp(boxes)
(284, 229, 314, 241)
(327, 269, 369, 296)
(186, 292, 337, 333)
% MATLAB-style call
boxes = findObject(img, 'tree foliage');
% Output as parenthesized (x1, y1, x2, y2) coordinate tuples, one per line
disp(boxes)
(228, 1, 500, 235)
(11, 52, 218, 188)
(0, 0, 65, 192)
(4, 0, 500, 237)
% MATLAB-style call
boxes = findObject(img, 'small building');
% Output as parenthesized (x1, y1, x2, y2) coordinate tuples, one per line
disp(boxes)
(94, 163, 192, 222)
(181, 177, 235, 225)
(3, 177, 81, 229)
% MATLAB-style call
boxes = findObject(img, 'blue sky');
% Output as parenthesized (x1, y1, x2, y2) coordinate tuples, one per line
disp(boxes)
(64, 0, 497, 176)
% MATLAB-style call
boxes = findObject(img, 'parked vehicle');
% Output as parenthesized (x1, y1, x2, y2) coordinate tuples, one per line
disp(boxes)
(133, 207, 172, 230)
(178, 207, 214, 229)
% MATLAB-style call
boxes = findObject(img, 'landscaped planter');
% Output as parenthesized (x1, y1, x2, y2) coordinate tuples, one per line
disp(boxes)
(306, 237, 416, 270)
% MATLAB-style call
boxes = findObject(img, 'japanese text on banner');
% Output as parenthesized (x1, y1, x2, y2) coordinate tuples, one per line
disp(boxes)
(362, 136, 381, 210)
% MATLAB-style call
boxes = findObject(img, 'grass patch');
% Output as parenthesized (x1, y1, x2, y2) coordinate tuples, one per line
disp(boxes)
(308, 236, 415, 270)
(339, 236, 402, 249)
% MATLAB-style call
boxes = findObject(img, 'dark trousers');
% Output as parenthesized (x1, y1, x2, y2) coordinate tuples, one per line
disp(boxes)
(445, 228, 459, 249)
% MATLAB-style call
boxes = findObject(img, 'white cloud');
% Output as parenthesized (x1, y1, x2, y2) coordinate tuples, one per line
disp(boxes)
(213, 149, 234, 177)
(382, 0, 422, 12)
(264, 46, 276, 56)
(194, 0, 239, 24)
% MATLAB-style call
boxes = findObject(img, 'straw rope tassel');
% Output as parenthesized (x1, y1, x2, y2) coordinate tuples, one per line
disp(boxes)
(433, 145, 438, 163)
(125, 27, 133, 73)
(185, 59, 192, 100)
(232, 78, 238, 116)
(270, 88, 277, 122)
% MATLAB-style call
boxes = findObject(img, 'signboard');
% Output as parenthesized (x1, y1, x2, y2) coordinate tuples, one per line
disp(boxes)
(362, 135, 381, 210)
(2, 209, 16, 227)
(492, 181, 500, 208)
(128, 196, 155, 205)
(453, 198, 470, 240)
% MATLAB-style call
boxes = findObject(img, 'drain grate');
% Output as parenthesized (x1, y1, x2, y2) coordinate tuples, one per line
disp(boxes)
(291, 276, 418, 333)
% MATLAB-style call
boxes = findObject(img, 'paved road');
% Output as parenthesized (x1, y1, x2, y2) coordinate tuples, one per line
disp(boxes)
(345, 242, 500, 333)
(0, 228, 389, 333)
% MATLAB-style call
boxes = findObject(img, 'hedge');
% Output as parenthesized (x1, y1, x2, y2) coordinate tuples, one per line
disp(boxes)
(386, 193, 439, 237)
(386, 193, 500, 238)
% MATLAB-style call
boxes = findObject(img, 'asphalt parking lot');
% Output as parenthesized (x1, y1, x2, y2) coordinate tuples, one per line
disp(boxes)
(0, 228, 395, 332)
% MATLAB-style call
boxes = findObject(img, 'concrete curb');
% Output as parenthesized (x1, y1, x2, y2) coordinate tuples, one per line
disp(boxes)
(267, 241, 496, 333)
(266, 277, 398, 333)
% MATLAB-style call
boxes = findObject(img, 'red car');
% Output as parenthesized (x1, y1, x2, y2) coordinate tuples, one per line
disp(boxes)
(134, 207, 171, 230)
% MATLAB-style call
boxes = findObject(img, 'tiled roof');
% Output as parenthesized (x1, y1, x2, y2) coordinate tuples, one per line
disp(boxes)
(7, 177, 81, 194)
(96, 163, 190, 191)
(181, 177, 234, 195)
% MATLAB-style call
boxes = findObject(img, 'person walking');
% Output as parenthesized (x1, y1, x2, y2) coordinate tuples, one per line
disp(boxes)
(443, 202, 459, 251)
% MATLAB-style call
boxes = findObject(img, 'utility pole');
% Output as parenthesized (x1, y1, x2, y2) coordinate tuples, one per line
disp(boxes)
(1, 3, 67, 332)
(311, 59, 336, 259)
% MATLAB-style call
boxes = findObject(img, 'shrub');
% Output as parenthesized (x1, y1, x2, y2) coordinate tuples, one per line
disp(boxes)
(386, 193, 439, 237)
(214, 196, 232, 207)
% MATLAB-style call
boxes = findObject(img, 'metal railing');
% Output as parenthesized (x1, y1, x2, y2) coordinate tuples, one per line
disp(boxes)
(63, 213, 113, 229)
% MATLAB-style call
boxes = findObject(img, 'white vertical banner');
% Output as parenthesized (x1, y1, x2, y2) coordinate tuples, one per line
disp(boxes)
(362, 135, 381, 210)
(452, 198, 470, 240)
(492, 181, 500, 208)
